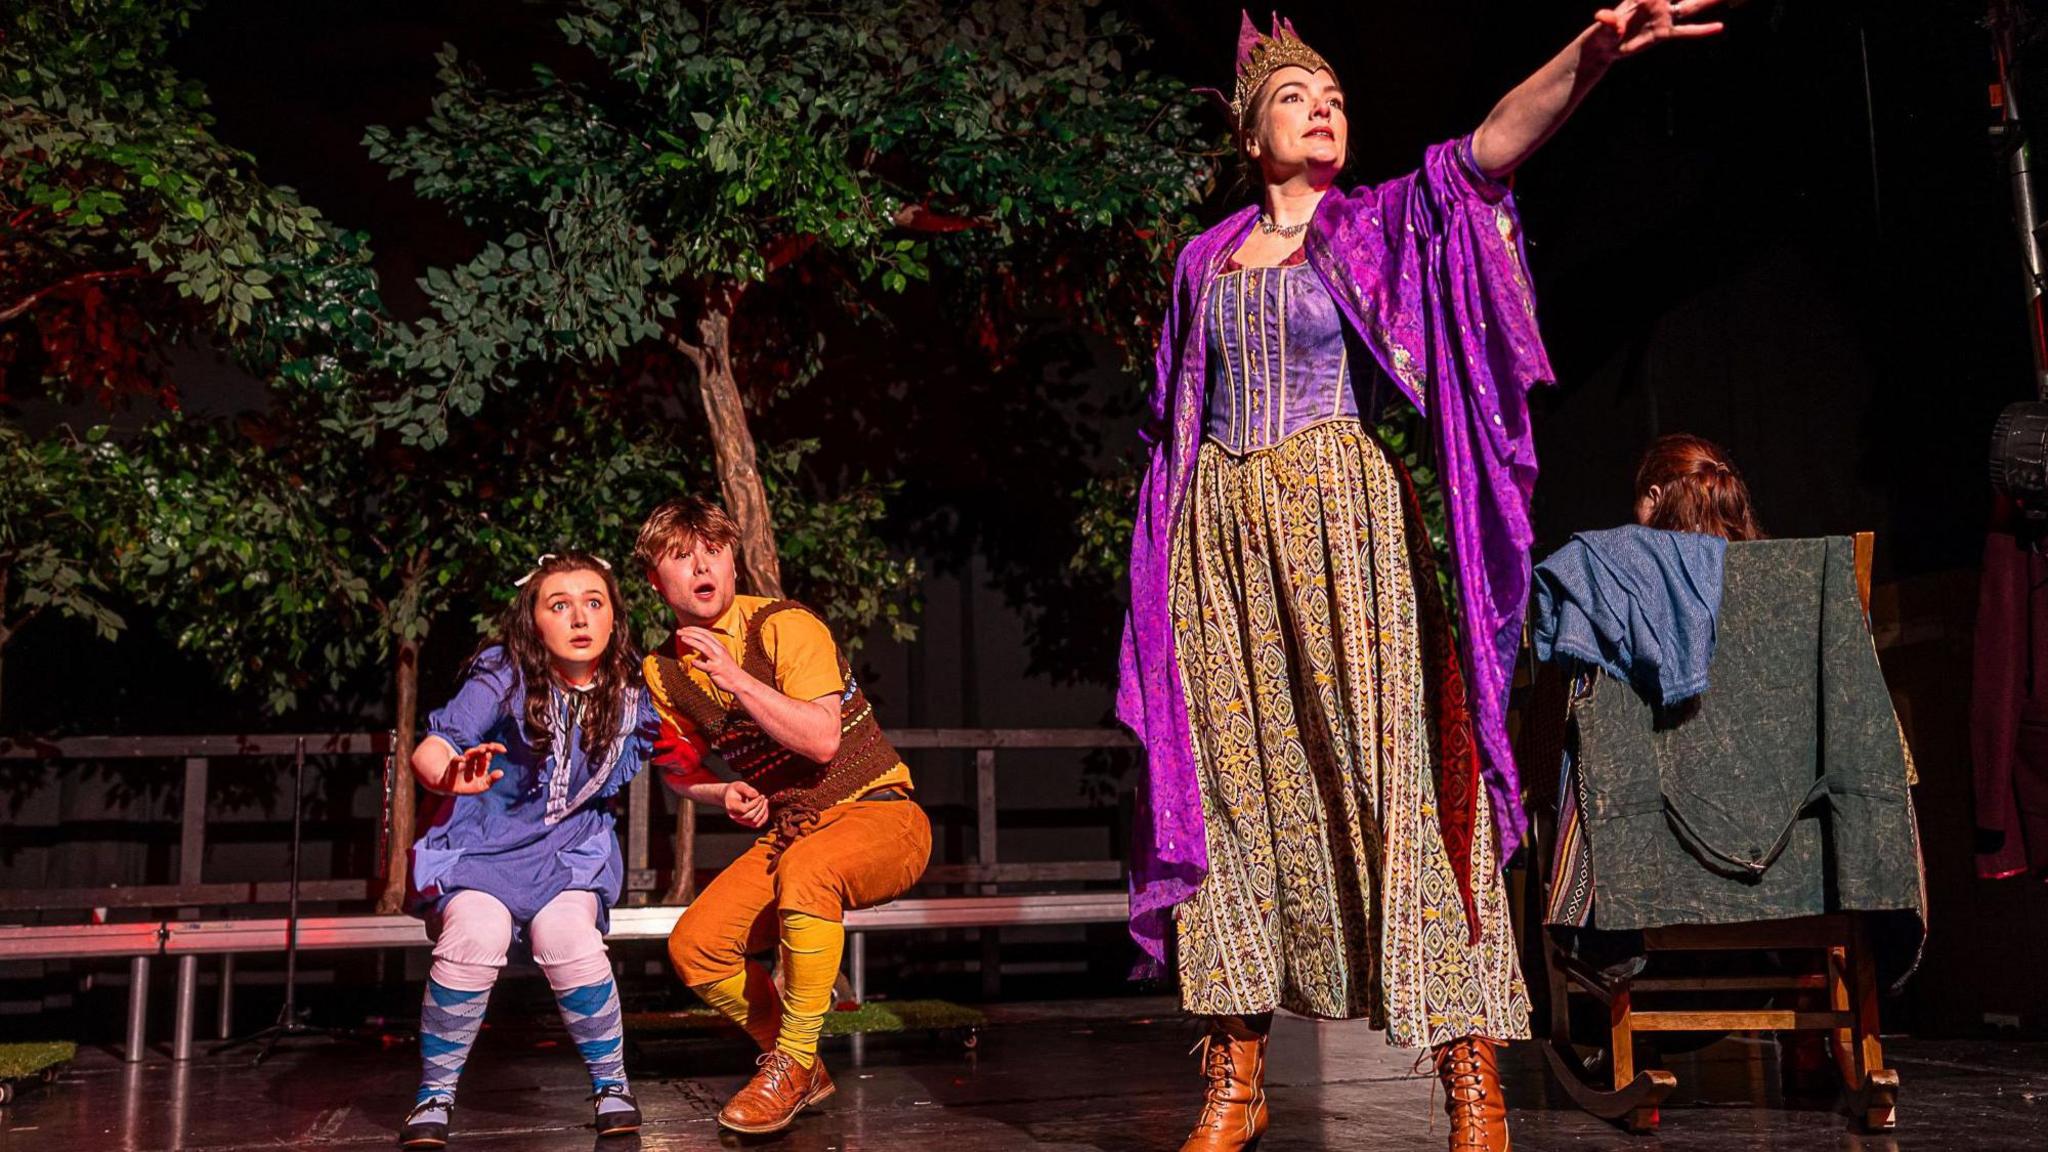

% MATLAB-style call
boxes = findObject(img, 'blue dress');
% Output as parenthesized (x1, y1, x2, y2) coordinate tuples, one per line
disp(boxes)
(408, 647, 657, 933)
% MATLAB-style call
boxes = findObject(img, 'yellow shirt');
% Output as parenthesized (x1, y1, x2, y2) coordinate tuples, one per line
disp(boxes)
(656, 595, 913, 797)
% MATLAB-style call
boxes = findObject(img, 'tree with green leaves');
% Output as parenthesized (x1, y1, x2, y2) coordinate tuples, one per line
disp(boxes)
(1, 0, 389, 726)
(1, 1, 351, 398)
(0, 424, 125, 723)
(364, 0, 1213, 599)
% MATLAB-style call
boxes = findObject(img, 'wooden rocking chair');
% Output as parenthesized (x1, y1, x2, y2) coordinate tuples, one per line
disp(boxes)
(1516, 532, 1901, 1134)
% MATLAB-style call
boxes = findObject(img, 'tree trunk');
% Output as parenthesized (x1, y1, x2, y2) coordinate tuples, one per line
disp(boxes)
(661, 798, 697, 905)
(375, 636, 421, 913)
(683, 293, 783, 597)
(376, 559, 432, 913)
(376, 633, 423, 914)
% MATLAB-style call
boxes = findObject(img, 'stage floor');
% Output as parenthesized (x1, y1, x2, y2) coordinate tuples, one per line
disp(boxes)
(1, 997, 2042, 1150)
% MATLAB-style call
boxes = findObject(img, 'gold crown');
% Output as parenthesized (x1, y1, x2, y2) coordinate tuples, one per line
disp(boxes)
(1228, 13, 1332, 130)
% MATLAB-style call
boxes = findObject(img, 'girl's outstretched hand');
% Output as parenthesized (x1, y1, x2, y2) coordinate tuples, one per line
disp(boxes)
(1593, 0, 1724, 58)
(444, 742, 507, 795)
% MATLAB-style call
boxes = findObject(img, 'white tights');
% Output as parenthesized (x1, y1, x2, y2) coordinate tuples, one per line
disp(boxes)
(430, 889, 612, 992)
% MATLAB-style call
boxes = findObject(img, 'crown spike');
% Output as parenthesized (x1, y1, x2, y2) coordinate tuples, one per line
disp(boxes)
(1236, 11, 1262, 67)
(1217, 10, 1333, 130)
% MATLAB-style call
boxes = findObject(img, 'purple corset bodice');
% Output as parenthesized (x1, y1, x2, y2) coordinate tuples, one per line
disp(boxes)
(1202, 261, 1364, 454)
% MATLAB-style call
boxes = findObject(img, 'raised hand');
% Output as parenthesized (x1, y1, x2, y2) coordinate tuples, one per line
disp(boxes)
(1594, 0, 1725, 57)
(675, 628, 752, 695)
(442, 742, 507, 795)
(724, 780, 770, 829)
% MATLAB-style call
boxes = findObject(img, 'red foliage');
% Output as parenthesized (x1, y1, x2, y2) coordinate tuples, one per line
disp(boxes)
(1, 268, 176, 409)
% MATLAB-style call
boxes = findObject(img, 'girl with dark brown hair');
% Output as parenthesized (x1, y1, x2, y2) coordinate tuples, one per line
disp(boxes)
(398, 551, 659, 1148)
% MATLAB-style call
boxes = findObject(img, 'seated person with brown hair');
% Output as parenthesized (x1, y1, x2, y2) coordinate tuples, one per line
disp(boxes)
(637, 496, 931, 1137)
(1631, 432, 1763, 541)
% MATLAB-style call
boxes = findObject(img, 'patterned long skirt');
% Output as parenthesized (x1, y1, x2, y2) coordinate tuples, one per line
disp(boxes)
(1170, 420, 1530, 1050)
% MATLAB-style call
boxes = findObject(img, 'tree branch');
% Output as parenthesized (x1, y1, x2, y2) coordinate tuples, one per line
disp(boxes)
(662, 326, 707, 375)
(0, 266, 150, 324)
(762, 233, 818, 277)
(892, 204, 987, 233)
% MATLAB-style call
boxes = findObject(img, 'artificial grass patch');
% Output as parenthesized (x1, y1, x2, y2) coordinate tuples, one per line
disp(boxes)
(0, 1042, 75, 1081)
(821, 999, 985, 1036)
(626, 999, 985, 1039)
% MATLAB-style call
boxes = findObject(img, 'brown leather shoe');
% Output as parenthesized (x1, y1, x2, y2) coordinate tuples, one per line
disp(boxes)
(1179, 1016, 1270, 1152)
(1433, 1036, 1510, 1152)
(808, 1057, 836, 1105)
(718, 1050, 834, 1134)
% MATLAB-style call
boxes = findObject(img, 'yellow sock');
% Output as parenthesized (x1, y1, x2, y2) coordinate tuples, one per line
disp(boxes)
(690, 962, 781, 1052)
(775, 910, 844, 1069)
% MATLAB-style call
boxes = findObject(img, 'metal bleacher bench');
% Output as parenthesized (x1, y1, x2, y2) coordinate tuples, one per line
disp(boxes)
(0, 893, 1130, 1063)
(0, 728, 1135, 1062)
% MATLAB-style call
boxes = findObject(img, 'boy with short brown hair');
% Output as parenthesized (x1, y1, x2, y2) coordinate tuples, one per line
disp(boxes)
(639, 495, 929, 1135)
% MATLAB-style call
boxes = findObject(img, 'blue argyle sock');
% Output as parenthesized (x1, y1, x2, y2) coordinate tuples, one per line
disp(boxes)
(416, 978, 491, 1106)
(553, 976, 631, 1109)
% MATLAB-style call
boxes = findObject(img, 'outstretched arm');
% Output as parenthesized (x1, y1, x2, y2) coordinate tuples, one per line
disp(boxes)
(1470, 0, 1724, 181)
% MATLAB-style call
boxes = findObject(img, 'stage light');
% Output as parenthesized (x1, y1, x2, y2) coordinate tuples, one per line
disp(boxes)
(1990, 400, 2048, 500)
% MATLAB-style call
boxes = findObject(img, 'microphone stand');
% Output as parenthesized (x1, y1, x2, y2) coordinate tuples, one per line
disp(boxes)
(214, 736, 360, 1065)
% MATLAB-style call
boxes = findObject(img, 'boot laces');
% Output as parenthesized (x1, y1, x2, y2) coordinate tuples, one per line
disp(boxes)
(1431, 1041, 1495, 1151)
(1188, 1035, 1237, 1129)
(1435, 1044, 1488, 1105)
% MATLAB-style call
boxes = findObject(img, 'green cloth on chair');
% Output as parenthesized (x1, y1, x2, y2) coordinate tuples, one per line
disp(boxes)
(1568, 537, 1925, 985)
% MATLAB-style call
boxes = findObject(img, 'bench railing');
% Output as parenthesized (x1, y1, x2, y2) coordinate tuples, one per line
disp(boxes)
(0, 728, 1136, 914)
(1, 728, 1138, 1063)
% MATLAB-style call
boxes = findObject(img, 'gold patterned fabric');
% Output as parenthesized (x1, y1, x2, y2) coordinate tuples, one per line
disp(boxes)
(1170, 420, 1530, 1049)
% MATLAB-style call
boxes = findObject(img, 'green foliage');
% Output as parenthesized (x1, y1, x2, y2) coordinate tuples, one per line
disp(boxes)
(2, 1, 398, 716)
(445, 424, 917, 656)
(1, 0, 365, 404)
(759, 440, 920, 650)
(626, 998, 983, 1038)
(5, 0, 1222, 721)
(360, 0, 1213, 427)
(109, 418, 375, 714)
(0, 424, 126, 647)
(1069, 461, 1139, 586)
(361, 0, 1214, 650)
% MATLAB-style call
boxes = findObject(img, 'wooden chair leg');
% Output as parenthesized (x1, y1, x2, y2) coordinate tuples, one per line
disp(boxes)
(1545, 931, 1574, 1049)
(1610, 985, 1635, 1089)
(1610, 985, 1661, 1132)
(1846, 919, 1899, 1132)
(1828, 943, 1859, 1086)
(1538, 972, 1676, 1132)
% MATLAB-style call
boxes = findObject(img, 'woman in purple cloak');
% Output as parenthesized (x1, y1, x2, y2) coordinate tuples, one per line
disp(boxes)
(1115, 6, 1724, 1150)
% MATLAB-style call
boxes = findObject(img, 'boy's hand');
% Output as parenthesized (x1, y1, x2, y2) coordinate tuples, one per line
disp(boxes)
(675, 628, 751, 695)
(724, 780, 769, 828)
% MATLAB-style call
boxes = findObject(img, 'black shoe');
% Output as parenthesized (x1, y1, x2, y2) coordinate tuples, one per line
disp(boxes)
(593, 1084, 641, 1137)
(399, 1098, 452, 1148)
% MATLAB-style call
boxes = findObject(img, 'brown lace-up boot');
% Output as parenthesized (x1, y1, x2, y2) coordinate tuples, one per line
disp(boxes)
(1432, 1036, 1510, 1152)
(1179, 1015, 1270, 1152)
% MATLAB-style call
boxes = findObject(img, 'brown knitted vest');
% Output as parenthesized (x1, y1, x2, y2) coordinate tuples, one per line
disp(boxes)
(647, 600, 901, 849)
